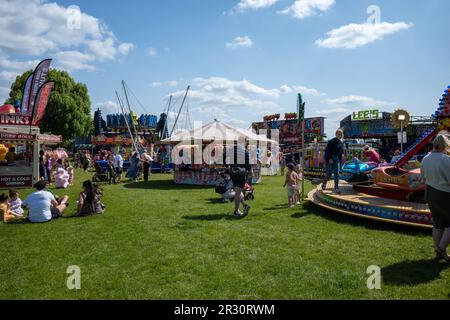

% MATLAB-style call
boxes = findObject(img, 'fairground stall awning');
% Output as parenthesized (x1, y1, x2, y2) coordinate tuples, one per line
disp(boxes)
(160, 120, 275, 144)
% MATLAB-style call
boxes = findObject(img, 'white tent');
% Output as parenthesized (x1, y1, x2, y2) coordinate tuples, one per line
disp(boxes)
(160, 119, 275, 144)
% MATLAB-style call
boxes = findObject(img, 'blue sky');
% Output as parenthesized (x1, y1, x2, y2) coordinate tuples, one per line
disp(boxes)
(0, 0, 449, 136)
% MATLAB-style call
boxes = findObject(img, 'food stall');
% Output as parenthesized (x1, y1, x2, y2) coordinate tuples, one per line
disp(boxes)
(0, 116, 61, 188)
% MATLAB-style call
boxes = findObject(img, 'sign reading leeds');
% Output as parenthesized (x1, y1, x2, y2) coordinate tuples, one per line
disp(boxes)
(352, 109, 380, 121)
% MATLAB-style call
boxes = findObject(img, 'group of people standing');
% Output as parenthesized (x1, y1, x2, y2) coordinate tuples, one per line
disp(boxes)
(39, 150, 74, 189)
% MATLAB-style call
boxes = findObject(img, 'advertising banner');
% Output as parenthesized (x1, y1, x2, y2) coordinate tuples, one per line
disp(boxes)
(28, 59, 52, 116)
(20, 74, 33, 113)
(32, 81, 53, 125)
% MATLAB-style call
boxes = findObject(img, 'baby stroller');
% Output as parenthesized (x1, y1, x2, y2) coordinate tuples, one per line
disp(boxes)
(243, 181, 255, 200)
(215, 170, 235, 202)
(92, 161, 110, 183)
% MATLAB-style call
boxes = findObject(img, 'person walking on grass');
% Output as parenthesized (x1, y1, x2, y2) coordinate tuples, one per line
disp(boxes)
(322, 128, 344, 194)
(421, 133, 450, 262)
(284, 163, 299, 208)
(230, 143, 251, 217)
(113, 152, 124, 183)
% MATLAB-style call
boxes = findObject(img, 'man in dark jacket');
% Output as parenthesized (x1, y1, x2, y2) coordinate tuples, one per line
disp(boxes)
(322, 129, 344, 193)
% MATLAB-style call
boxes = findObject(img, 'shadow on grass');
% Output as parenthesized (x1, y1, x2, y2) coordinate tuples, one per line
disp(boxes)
(183, 213, 248, 221)
(299, 202, 430, 235)
(123, 179, 212, 190)
(382, 259, 449, 286)
(263, 204, 290, 211)
(206, 198, 232, 204)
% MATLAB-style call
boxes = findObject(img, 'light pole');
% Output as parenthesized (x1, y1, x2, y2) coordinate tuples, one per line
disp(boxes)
(398, 114, 406, 153)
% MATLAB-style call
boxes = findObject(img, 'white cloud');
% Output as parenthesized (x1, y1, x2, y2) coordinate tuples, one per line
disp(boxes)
(0, 53, 40, 71)
(0, 70, 20, 83)
(118, 42, 134, 55)
(164, 77, 326, 129)
(232, 0, 281, 12)
(0, 0, 133, 72)
(322, 95, 397, 109)
(226, 36, 253, 49)
(278, 0, 335, 19)
(55, 51, 96, 72)
(147, 47, 157, 56)
(151, 80, 179, 87)
(93, 100, 120, 116)
(292, 85, 325, 96)
(316, 22, 413, 49)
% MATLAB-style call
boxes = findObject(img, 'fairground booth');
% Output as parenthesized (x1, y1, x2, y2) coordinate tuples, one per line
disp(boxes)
(252, 113, 326, 175)
(161, 120, 273, 186)
(0, 116, 61, 188)
(0, 58, 61, 188)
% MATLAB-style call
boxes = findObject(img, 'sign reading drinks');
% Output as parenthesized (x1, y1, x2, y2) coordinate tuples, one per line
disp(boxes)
(352, 109, 380, 121)
(0, 113, 32, 125)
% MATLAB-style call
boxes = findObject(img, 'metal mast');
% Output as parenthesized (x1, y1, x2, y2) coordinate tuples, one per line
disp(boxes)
(170, 85, 190, 137)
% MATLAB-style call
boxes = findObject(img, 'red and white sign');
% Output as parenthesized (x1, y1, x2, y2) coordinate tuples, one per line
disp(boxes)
(0, 175, 33, 188)
(0, 114, 32, 126)
(0, 131, 35, 140)
(37, 134, 62, 144)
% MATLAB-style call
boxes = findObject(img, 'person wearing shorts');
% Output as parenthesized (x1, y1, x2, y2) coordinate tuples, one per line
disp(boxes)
(229, 144, 251, 217)
(23, 181, 69, 223)
(421, 134, 450, 262)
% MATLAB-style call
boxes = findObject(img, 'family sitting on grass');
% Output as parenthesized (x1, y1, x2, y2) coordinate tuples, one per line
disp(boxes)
(0, 180, 104, 224)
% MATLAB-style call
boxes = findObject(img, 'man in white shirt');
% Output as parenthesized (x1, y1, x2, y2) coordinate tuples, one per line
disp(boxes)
(23, 181, 69, 223)
(142, 152, 153, 181)
(113, 152, 124, 182)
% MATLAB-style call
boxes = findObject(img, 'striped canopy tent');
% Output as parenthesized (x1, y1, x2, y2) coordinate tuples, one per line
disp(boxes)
(160, 119, 275, 145)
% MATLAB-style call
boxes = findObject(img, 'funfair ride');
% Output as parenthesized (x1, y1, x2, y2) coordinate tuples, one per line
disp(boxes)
(308, 86, 450, 228)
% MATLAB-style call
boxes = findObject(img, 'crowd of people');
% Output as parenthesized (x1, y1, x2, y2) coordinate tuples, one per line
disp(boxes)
(39, 150, 73, 188)
(2, 131, 450, 263)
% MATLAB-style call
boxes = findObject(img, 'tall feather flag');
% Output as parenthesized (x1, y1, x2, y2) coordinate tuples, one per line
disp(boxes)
(27, 59, 52, 116)
(31, 81, 54, 126)
(20, 74, 33, 113)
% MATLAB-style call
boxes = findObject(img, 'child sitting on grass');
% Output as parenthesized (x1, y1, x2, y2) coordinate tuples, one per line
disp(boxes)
(0, 193, 23, 223)
(8, 189, 24, 217)
(283, 163, 300, 208)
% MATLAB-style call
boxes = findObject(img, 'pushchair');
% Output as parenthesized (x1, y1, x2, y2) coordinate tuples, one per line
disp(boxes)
(243, 181, 255, 200)
(92, 161, 111, 183)
(215, 170, 235, 202)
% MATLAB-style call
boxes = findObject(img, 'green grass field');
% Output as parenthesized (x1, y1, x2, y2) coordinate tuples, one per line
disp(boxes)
(0, 169, 448, 300)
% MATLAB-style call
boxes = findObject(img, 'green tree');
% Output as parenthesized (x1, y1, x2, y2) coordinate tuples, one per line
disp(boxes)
(5, 69, 93, 140)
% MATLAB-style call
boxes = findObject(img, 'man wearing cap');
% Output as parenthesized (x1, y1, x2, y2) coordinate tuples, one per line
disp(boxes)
(22, 181, 69, 223)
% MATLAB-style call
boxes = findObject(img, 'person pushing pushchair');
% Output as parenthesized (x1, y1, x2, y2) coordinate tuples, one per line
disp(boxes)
(215, 168, 236, 202)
